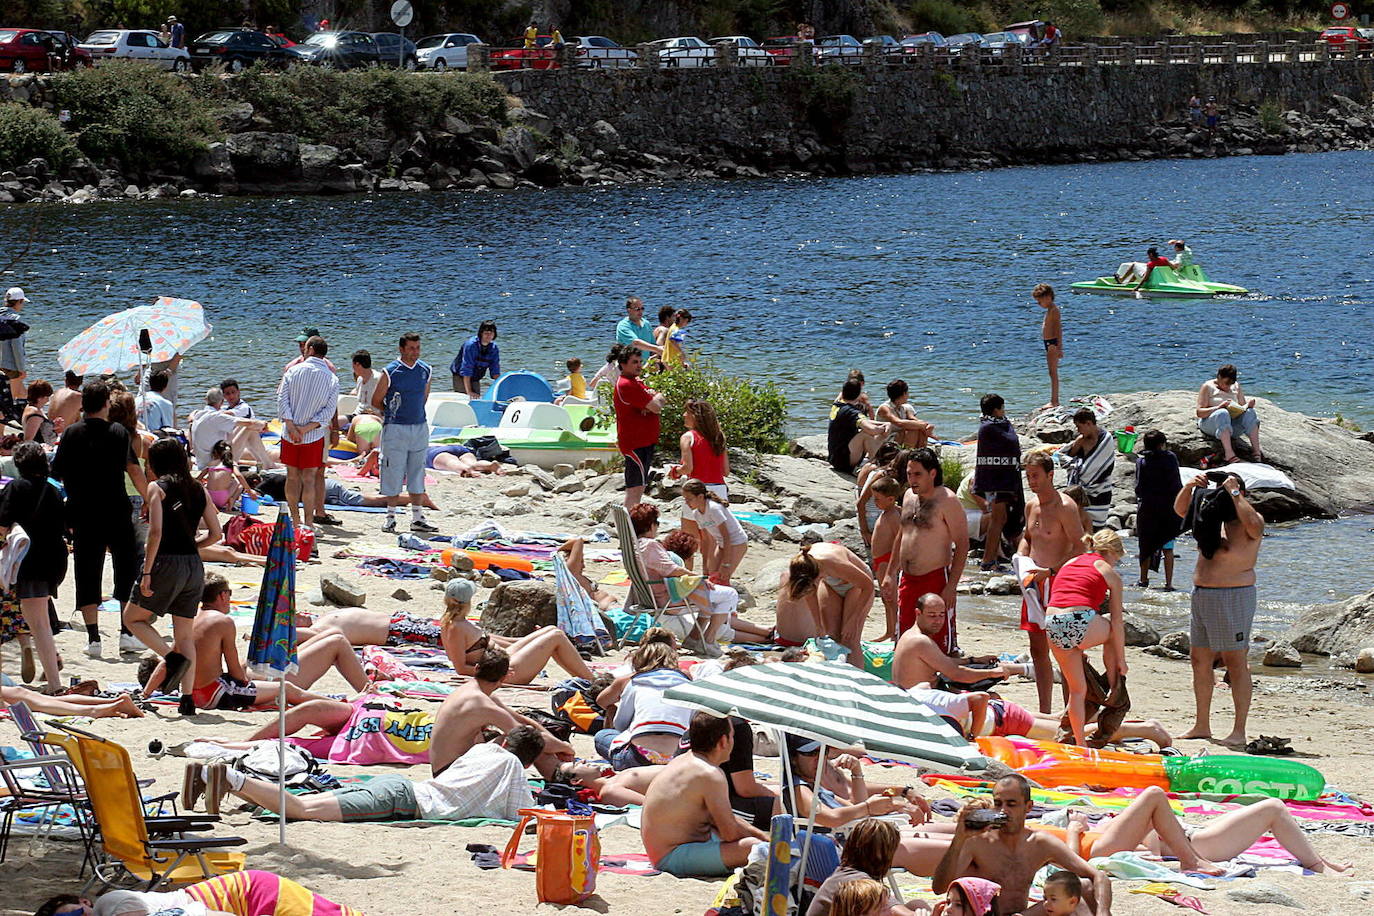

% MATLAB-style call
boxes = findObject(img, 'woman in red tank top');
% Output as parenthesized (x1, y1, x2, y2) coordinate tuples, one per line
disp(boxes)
(1044, 529, 1128, 746)
(675, 399, 729, 495)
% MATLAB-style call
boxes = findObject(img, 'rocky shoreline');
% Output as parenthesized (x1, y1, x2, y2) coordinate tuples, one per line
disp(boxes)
(2, 69, 1373, 204)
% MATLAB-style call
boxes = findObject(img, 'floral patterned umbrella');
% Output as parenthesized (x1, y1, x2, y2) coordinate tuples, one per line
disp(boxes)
(57, 296, 212, 375)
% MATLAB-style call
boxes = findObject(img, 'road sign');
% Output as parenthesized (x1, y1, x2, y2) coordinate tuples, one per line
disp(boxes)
(1331, 2, 1351, 20)
(391, 1, 414, 27)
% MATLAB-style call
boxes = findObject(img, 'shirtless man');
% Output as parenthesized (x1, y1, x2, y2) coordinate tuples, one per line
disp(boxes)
(1174, 473, 1263, 747)
(48, 371, 84, 429)
(138, 575, 363, 710)
(1017, 453, 1085, 713)
(934, 775, 1111, 916)
(554, 762, 665, 806)
(883, 448, 968, 650)
(892, 593, 1013, 689)
(641, 712, 766, 878)
(428, 647, 574, 778)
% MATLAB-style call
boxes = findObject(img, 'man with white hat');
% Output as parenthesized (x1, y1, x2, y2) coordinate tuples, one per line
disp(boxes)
(0, 288, 30, 423)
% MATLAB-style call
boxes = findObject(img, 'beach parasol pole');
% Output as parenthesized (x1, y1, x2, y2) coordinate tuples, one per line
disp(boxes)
(277, 669, 287, 845)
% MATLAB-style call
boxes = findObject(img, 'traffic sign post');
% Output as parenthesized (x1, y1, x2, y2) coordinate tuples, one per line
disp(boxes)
(1330, 2, 1351, 20)
(391, 0, 414, 68)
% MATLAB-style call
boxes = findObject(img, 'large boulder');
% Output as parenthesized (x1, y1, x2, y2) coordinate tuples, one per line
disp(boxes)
(1285, 588, 1374, 656)
(751, 558, 793, 597)
(1104, 390, 1374, 517)
(748, 454, 855, 524)
(480, 580, 556, 637)
(225, 132, 300, 180)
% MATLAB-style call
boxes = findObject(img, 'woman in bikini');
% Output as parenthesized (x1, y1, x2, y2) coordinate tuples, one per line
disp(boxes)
(774, 543, 875, 665)
(438, 577, 594, 682)
(1043, 529, 1128, 746)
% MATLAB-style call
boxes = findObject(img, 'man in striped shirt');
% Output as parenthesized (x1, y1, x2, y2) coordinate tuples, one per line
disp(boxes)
(277, 336, 339, 531)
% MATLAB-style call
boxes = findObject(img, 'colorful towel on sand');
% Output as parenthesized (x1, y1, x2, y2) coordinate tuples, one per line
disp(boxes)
(288, 695, 433, 766)
(506, 850, 660, 876)
(187, 869, 364, 916)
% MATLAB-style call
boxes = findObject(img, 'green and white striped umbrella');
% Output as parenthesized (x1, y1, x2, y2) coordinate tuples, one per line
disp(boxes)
(663, 660, 988, 773)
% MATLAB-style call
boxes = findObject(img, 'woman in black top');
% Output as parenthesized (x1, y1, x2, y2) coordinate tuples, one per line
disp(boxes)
(122, 438, 221, 714)
(0, 442, 67, 692)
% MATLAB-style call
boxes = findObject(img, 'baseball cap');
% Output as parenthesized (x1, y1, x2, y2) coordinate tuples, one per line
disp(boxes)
(4, 287, 28, 303)
(295, 326, 321, 342)
(445, 578, 476, 604)
(784, 733, 822, 756)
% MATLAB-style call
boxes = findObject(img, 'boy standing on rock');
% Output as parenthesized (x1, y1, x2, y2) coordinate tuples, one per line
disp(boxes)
(1035, 284, 1062, 409)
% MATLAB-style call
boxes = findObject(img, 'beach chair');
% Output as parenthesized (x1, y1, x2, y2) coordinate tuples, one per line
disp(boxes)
(553, 553, 610, 655)
(609, 505, 698, 642)
(51, 724, 246, 892)
(0, 745, 90, 866)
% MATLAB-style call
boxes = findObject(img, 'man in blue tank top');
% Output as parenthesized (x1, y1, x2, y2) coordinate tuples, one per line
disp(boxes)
(371, 332, 435, 533)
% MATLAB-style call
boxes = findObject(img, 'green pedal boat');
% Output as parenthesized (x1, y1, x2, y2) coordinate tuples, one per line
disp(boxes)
(1072, 263, 1248, 298)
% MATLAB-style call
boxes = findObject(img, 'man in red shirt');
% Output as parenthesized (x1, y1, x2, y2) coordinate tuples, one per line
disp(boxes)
(1114, 247, 1173, 290)
(613, 348, 664, 507)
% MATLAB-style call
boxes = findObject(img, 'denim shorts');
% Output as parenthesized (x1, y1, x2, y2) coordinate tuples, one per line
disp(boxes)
(1198, 406, 1258, 439)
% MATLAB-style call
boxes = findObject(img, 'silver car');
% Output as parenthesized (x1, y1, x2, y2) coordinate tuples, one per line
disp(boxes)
(646, 36, 714, 68)
(414, 32, 482, 71)
(708, 36, 774, 66)
(79, 29, 192, 70)
(571, 35, 637, 68)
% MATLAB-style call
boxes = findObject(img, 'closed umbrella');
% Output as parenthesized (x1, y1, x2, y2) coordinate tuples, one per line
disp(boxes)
(245, 509, 299, 845)
(664, 660, 988, 909)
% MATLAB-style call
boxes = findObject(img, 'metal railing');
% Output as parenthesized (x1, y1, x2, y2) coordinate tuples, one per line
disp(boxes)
(467, 39, 1350, 73)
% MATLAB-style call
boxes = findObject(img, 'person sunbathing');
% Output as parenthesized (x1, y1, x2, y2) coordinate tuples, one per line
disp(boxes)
(552, 762, 665, 806)
(428, 647, 574, 778)
(774, 542, 875, 666)
(661, 530, 773, 647)
(438, 578, 595, 682)
(36, 870, 363, 916)
(138, 574, 366, 711)
(0, 684, 144, 719)
(299, 607, 444, 651)
(192, 726, 544, 823)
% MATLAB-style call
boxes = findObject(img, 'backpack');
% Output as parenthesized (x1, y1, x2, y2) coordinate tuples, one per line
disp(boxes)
(465, 435, 510, 462)
(550, 678, 607, 734)
(501, 808, 600, 905)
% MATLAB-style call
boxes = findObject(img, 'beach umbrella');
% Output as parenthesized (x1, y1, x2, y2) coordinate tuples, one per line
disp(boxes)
(664, 660, 989, 909)
(245, 509, 299, 845)
(56, 296, 212, 376)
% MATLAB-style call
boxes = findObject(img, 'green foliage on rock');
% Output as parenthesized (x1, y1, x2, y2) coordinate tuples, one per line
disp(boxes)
(206, 66, 508, 146)
(1258, 97, 1285, 134)
(0, 103, 77, 171)
(783, 66, 861, 125)
(53, 62, 219, 171)
(940, 455, 966, 492)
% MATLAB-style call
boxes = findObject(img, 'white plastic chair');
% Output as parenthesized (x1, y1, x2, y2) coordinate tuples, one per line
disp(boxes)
(498, 402, 572, 430)
(429, 400, 478, 429)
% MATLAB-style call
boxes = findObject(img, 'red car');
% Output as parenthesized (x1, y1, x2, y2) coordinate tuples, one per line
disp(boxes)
(490, 35, 558, 70)
(1318, 26, 1373, 56)
(0, 27, 93, 72)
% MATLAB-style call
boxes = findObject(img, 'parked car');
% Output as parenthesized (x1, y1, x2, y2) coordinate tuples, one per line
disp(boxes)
(288, 30, 381, 68)
(78, 29, 191, 70)
(708, 35, 774, 66)
(760, 35, 800, 63)
(415, 32, 482, 70)
(646, 36, 714, 67)
(571, 35, 637, 68)
(0, 28, 91, 72)
(372, 32, 418, 68)
(1318, 26, 1373, 56)
(863, 34, 904, 56)
(900, 31, 947, 54)
(981, 31, 1031, 55)
(816, 34, 864, 61)
(945, 33, 984, 55)
(1005, 20, 1048, 43)
(188, 29, 293, 71)
(490, 35, 556, 70)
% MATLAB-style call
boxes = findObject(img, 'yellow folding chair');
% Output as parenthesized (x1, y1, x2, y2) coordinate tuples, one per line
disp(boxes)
(52, 723, 246, 891)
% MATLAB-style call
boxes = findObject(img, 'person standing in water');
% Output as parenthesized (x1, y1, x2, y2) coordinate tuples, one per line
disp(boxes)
(1034, 284, 1062, 409)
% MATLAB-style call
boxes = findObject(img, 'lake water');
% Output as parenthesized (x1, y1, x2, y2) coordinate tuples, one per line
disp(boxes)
(2, 150, 1373, 619)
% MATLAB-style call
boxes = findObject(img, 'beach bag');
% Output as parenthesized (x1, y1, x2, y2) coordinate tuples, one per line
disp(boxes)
(233, 743, 319, 784)
(223, 513, 256, 550)
(551, 678, 607, 734)
(466, 435, 510, 462)
(501, 808, 600, 905)
(241, 522, 315, 563)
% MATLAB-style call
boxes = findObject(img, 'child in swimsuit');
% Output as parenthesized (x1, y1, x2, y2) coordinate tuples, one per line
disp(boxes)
(197, 439, 255, 511)
(869, 475, 903, 641)
(1034, 283, 1062, 409)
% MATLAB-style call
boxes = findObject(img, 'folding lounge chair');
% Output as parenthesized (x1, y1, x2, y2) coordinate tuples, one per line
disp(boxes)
(610, 505, 701, 643)
(553, 553, 610, 655)
(0, 746, 90, 866)
(52, 723, 246, 891)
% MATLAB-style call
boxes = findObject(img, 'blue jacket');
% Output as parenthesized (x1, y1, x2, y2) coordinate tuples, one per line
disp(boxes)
(451, 336, 500, 380)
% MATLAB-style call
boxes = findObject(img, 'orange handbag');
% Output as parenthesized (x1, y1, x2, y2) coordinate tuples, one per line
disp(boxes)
(500, 807, 600, 904)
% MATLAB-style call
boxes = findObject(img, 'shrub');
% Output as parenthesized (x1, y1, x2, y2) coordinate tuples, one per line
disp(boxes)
(596, 360, 789, 458)
(940, 455, 966, 492)
(53, 62, 220, 172)
(0, 104, 77, 171)
(1258, 97, 1285, 135)
(219, 67, 507, 146)
(908, 0, 986, 36)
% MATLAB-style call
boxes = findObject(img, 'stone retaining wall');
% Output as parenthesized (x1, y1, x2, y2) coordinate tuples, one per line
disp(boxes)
(497, 59, 1374, 172)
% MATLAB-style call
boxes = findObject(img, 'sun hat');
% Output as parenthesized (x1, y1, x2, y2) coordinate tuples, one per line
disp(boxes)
(3, 287, 28, 303)
(445, 578, 476, 604)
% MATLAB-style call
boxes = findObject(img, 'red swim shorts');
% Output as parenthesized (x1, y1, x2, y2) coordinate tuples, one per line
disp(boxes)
(281, 438, 325, 470)
(898, 567, 953, 652)
(1020, 570, 1054, 634)
(991, 699, 1034, 737)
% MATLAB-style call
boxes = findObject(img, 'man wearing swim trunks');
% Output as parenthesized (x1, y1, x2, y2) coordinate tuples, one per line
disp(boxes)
(1017, 453, 1085, 714)
(642, 712, 766, 878)
(613, 348, 663, 508)
(1173, 473, 1262, 748)
(883, 448, 967, 649)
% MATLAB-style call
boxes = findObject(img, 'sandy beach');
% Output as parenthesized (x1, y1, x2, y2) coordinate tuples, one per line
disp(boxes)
(1, 463, 1371, 916)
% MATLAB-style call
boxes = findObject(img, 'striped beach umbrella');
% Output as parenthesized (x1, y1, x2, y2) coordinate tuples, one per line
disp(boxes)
(57, 296, 211, 375)
(245, 509, 298, 844)
(662, 660, 988, 773)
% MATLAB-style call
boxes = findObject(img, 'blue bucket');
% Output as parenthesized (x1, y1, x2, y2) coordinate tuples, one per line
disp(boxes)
(240, 494, 261, 515)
